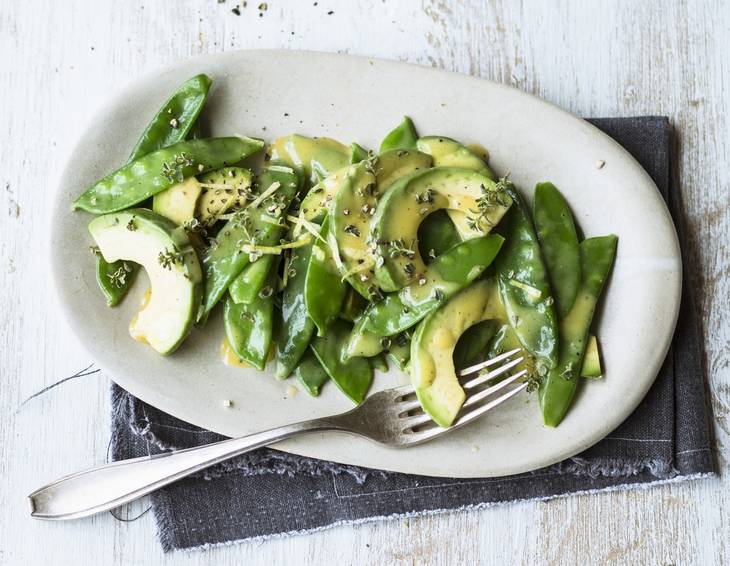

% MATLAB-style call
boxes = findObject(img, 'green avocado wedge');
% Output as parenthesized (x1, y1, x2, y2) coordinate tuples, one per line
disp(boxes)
(269, 134, 351, 186)
(88, 209, 202, 355)
(371, 167, 511, 292)
(373, 149, 432, 191)
(410, 278, 506, 427)
(416, 136, 496, 180)
(330, 162, 378, 299)
(539, 235, 617, 426)
(580, 334, 602, 378)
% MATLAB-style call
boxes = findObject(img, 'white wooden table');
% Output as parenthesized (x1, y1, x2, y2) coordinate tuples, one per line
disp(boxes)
(2, 1, 728, 563)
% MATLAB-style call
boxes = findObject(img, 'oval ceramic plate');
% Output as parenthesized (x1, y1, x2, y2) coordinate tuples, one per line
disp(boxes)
(52, 50, 681, 478)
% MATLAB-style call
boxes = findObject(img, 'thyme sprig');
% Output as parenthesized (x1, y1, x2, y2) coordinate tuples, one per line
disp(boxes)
(387, 238, 417, 260)
(466, 174, 512, 232)
(158, 247, 184, 270)
(161, 152, 196, 183)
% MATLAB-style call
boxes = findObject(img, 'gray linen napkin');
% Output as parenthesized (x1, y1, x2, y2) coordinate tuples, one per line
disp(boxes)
(111, 116, 713, 552)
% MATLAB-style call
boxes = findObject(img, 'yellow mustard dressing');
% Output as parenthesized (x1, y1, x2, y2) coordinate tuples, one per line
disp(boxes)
(219, 336, 252, 368)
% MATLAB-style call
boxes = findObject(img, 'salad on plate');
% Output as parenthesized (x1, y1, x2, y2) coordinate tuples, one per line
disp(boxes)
(73, 73, 617, 428)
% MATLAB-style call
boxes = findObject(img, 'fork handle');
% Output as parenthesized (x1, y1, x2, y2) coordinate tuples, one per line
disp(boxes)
(28, 416, 342, 520)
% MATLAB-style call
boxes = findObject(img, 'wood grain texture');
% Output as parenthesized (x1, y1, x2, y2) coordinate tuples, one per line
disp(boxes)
(1, 0, 728, 564)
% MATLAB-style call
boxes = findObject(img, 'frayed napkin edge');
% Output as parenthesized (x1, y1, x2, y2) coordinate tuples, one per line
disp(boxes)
(158, 470, 715, 553)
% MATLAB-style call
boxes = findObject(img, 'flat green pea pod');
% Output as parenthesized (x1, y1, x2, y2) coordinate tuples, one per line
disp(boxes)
(453, 320, 501, 369)
(540, 235, 617, 426)
(228, 255, 276, 304)
(418, 210, 462, 262)
(128, 74, 212, 161)
(370, 353, 389, 373)
(350, 142, 369, 163)
(330, 162, 379, 299)
(495, 187, 559, 373)
(304, 216, 347, 336)
(201, 165, 299, 315)
(223, 267, 276, 371)
(74, 137, 264, 214)
(343, 235, 504, 360)
(380, 116, 418, 153)
(276, 243, 316, 379)
(340, 287, 367, 322)
(386, 332, 411, 371)
(94, 255, 139, 306)
(269, 134, 351, 187)
(311, 319, 373, 404)
(294, 350, 330, 396)
(534, 182, 581, 318)
(92, 75, 213, 305)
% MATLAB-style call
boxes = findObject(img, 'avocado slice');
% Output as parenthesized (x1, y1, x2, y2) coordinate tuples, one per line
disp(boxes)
(88, 209, 202, 355)
(196, 167, 253, 224)
(371, 167, 512, 292)
(580, 334, 602, 378)
(152, 177, 202, 225)
(269, 134, 351, 185)
(298, 166, 348, 224)
(373, 149, 432, 191)
(410, 278, 505, 427)
(416, 136, 496, 180)
(330, 162, 378, 299)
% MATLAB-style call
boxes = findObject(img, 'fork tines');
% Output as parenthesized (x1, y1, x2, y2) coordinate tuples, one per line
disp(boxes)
(399, 348, 528, 442)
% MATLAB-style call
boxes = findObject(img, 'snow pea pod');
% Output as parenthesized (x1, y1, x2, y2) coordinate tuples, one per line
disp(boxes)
(364, 234, 504, 336)
(74, 137, 264, 214)
(453, 320, 501, 369)
(350, 142, 369, 163)
(311, 319, 373, 404)
(534, 182, 581, 318)
(495, 187, 559, 372)
(386, 332, 412, 371)
(540, 235, 617, 426)
(228, 255, 276, 304)
(380, 116, 418, 153)
(94, 255, 138, 307)
(418, 209, 462, 261)
(294, 349, 330, 396)
(371, 353, 389, 373)
(304, 216, 347, 336)
(276, 243, 316, 379)
(92, 75, 213, 305)
(201, 165, 299, 315)
(128, 74, 212, 161)
(223, 268, 276, 371)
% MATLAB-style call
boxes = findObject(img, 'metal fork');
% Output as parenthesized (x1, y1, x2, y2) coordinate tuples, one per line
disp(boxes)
(29, 348, 526, 520)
